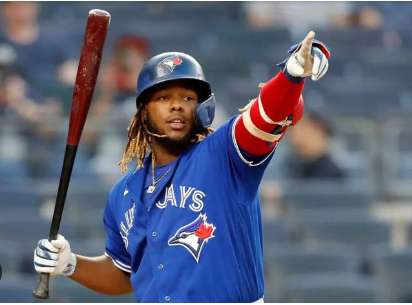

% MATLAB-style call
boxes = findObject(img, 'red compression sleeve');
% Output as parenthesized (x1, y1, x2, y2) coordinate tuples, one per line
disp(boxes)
(235, 72, 305, 155)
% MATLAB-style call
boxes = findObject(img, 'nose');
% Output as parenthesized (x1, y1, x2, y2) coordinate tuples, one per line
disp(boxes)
(170, 98, 183, 112)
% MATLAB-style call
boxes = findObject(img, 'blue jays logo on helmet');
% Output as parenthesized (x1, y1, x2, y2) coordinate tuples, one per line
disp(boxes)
(168, 214, 216, 263)
(157, 55, 183, 72)
(135, 52, 217, 129)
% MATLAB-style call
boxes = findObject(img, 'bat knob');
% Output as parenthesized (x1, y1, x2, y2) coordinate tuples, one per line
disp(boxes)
(33, 273, 50, 299)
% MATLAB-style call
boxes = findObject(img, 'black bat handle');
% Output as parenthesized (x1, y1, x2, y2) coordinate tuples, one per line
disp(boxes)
(33, 145, 78, 300)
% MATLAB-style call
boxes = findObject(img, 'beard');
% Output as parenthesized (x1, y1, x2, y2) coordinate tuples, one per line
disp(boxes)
(146, 112, 197, 149)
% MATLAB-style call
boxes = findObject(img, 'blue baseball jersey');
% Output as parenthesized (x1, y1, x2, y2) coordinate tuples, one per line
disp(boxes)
(103, 115, 276, 302)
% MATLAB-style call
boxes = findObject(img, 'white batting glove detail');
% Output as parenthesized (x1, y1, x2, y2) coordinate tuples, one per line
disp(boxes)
(286, 31, 329, 81)
(34, 234, 77, 277)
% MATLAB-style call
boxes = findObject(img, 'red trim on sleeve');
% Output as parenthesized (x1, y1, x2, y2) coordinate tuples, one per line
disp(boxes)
(235, 72, 305, 156)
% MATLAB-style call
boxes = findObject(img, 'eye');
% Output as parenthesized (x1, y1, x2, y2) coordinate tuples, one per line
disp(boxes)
(157, 95, 168, 101)
(184, 96, 194, 101)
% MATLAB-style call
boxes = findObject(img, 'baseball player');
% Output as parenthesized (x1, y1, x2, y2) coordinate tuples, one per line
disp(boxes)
(34, 31, 330, 302)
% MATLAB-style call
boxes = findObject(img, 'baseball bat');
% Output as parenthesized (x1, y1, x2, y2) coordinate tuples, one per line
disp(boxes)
(33, 9, 111, 300)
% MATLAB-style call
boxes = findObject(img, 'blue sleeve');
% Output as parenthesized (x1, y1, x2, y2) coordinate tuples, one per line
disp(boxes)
(205, 115, 276, 204)
(103, 193, 132, 273)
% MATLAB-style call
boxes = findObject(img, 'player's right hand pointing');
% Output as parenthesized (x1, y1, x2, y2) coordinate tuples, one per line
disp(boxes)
(34, 234, 77, 277)
(277, 31, 331, 81)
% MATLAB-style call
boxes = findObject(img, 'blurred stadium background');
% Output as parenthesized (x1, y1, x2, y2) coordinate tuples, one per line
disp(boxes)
(1, 1, 412, 302)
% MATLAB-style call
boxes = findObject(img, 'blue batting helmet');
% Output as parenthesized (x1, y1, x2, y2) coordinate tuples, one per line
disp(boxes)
(136, 52, 216, 129)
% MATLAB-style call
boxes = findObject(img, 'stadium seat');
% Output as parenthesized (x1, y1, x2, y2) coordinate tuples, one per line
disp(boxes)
(264, 242, 359, 301)
(0, 273, 40, 302)
(49, 276, 135, 303)
(397, 153, 412, 180)
(369, 244, 412, 302)
(62, 209, 106, 240)
(196, 55, 253, 80)
(0, 215, 78, 274)
(307, 89, 399, 116)
(283, 273, 383, 303)
(65, 187, 110, 213)
(0, 206, 41, 220)
(0, 189, 43, 209)
(297, 211, 390, 249)
(262, 220, 287, 244)
(286, 208, 371, 236)
(311, 76, 403, 116)
(225, 78, 262, 112)
(0, 216, 77, 243)
(0, 159, 27, 182)
(214, 27, 290, 58)
(0, 240, 23, 273)
(281, 181, 374, 213)
(68, 238, 107, 257)
(310, 29, 385, 52)
(360, 48, 412, 72)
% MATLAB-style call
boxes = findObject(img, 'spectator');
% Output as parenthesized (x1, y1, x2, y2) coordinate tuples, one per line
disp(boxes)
(0, 59, 51, 123)
(85, 35, 150, 181)
(92, 35, 150, 119)
(0, 44, 58, 180)
(286, 110, 346, 181)
(349, 2, 412, 31)
(0, 55, 26, 180)
(0, 1, 78, 90)
(259, 110, 346, 219)
(346, 2, 412, 47)
(0, 37, 92, 180)
(243, 2, 354, 33)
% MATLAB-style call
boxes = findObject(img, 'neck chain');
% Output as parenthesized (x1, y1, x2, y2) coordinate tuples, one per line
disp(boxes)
(147, 153, 172, 194)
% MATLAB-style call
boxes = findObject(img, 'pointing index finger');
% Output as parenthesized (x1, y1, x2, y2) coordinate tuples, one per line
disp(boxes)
(300, 31, 316, 55)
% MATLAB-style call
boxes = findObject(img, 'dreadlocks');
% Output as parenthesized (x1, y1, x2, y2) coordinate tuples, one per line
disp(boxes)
(118, 104, 214, 173)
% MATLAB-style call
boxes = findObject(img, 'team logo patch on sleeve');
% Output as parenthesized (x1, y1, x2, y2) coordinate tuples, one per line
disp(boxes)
(157, 55, 183, 72)
(168, 214, 215, 263)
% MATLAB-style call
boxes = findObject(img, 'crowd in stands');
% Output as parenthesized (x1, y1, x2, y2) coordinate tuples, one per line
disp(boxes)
(3, 1, 407, 185)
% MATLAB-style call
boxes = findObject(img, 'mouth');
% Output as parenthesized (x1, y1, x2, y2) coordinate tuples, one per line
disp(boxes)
(167, 117, 187, 130)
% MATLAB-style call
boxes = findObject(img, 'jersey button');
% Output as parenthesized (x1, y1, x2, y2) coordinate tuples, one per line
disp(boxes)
(165, 296, 171, 302)
(158, 264, 164, 270)
(152, 232, 157, 237)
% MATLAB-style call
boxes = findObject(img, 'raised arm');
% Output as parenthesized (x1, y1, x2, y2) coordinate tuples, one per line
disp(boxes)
(235, 31, 330, 157)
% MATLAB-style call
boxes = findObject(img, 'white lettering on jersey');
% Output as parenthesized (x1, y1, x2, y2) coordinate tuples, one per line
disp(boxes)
(156, 185, 206, 212)
(179, 186, 195, 208)
(156, 190, 168, 209)
(168, 184, 178, 207)
(120, 202, 135, 249)
(189, 190, 206, 212)
(156, 185, 178, 209)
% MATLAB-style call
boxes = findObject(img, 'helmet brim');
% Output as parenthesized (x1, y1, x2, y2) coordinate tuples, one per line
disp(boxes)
(136, 76, 212, 107)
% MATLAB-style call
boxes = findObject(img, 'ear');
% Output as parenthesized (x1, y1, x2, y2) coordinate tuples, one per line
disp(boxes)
(141, 105, 148, 122)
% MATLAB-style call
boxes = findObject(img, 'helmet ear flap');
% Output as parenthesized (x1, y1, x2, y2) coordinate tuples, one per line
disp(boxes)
(193, 95, 216, 128)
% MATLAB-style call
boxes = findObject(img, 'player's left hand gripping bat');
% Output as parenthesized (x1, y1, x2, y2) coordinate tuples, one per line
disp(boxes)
(33, 9, 111, 300)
